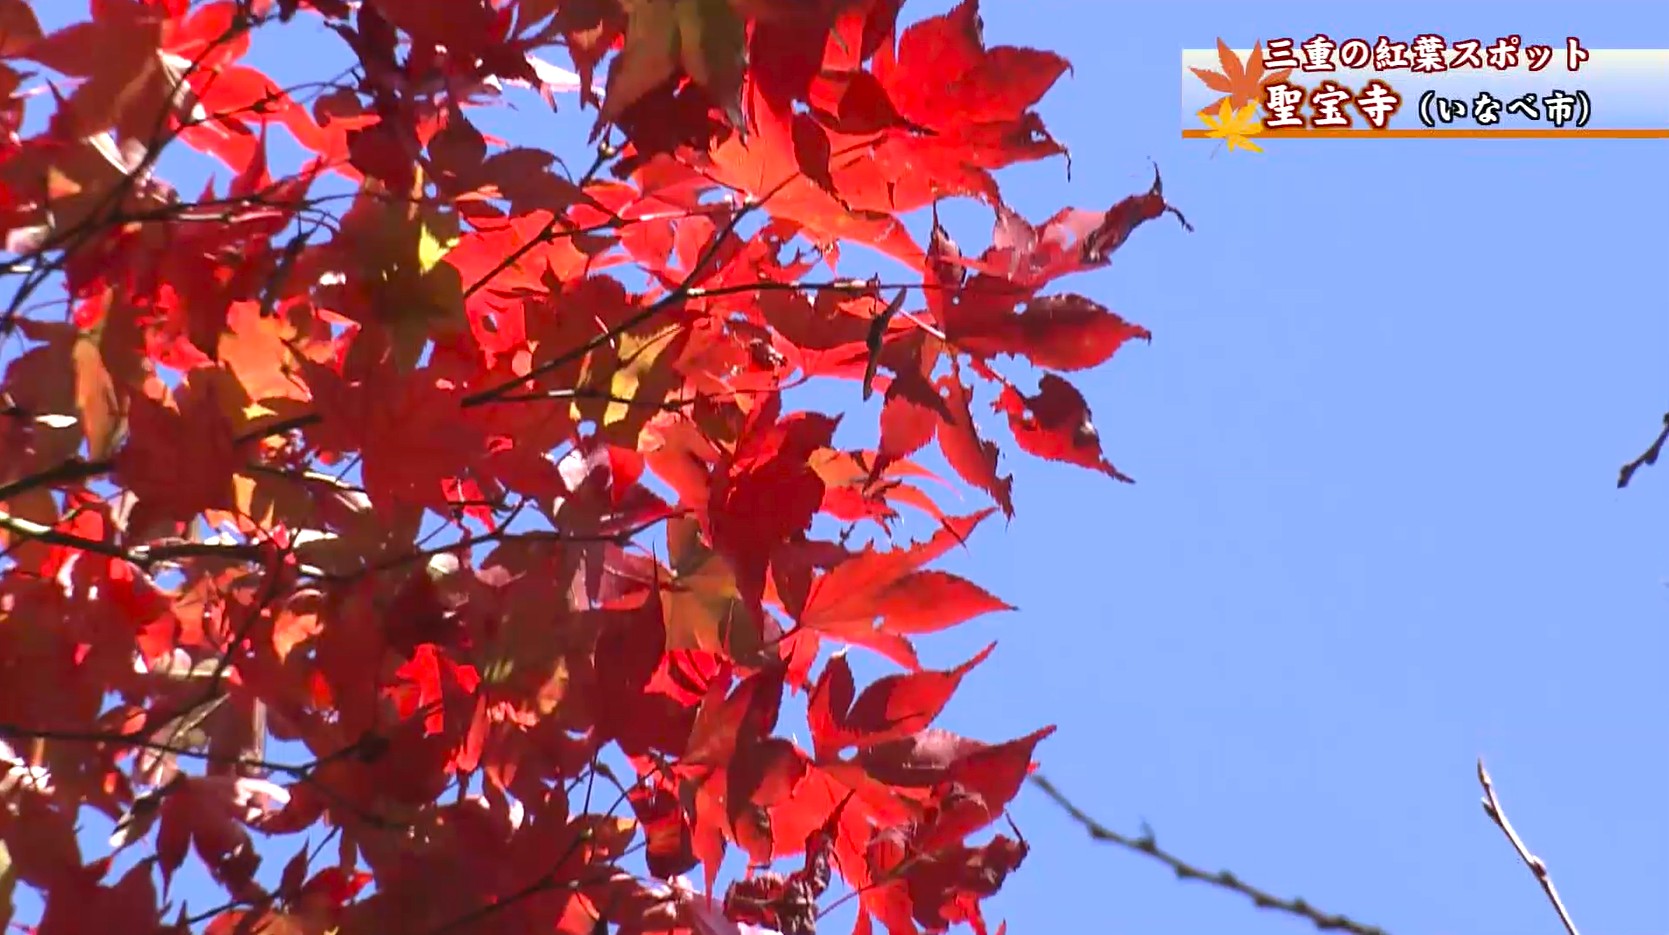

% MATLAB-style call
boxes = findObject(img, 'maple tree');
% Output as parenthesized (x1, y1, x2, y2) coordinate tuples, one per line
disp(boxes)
(0, 0, 1190, 933)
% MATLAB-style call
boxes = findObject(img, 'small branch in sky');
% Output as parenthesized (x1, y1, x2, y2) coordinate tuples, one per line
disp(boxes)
(1616, 410, 1669, 488)
(1030, 774, 1392, 935)
(1476, 758, 1583, 935)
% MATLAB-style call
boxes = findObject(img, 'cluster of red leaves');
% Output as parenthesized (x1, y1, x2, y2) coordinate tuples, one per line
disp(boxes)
(0, 1, 1187, 934)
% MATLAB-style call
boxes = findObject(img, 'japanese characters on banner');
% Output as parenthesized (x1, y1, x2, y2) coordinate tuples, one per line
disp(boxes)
(1262, 34, 1589, 130)
(1179, 34, 1669, 149)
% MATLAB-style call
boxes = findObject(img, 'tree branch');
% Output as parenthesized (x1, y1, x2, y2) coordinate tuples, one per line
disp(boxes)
(0, 507, 331, 581)
(422, 775, 642, 935)
(0, 456, 115, 502)
(1, 507, 239, 566)
(208, 177, 799, 446)
(1617, 411, 1668, 488)
(0, 7, 268, 334)
(459, 173, 797, 408)
(461, 218, 623, 299)
(0, 720, 357, 780)
(1476, 758, 1582, 935)
(1029, 774, 1392, 935)
(327, 512, 685, 582)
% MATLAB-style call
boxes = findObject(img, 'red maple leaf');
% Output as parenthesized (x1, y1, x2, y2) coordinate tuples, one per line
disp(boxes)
(996, 372, 1133, 482)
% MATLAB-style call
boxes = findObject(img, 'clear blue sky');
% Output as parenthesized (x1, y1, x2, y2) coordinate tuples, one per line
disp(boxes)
(7, 2, 1668, 935)
(934, 4, 1669, 935)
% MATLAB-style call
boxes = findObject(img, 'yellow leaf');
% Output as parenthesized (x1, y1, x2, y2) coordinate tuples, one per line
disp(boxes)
(229, 470, 311, 532)
(676, 0, 744, 108)
(418, 218, 459, 274)
(658, 517, 775, 660)
(600, 0, 680, 124)
(1201, 99, 1265, 153)
(45, 165, 82, 201)
(535, 654, 570, 715)
(345, 187, 468, 370)
(602, 0, 744, 124)
(475, 610, 574, 716)
(572, 813, 639, 860)
(72, 322, 123, 461)
(573, 325, 681, 428)
(0, 838, 16, 930)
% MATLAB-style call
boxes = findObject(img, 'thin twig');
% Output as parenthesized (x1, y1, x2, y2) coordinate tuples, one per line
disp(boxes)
(0, 507, 324, 575)
(0, 456, 114, 502)
(0, 721, 362, 779)
(422, 773, 641, 935)
(460, 218, 621, 299)
(0, 8, 267, 334)
(1030, 774, 1392, 935)
(1617, 411, 1669, 488)
(1476, 758, 1582, 935)
(459, 171, 801, 408)
(1, 560, 290, 775)
(327, 512, 684, 582)
(190, 173, 810, 448)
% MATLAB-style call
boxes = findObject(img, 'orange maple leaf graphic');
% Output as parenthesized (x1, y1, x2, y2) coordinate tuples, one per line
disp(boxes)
(1190, 38, 1292, 117)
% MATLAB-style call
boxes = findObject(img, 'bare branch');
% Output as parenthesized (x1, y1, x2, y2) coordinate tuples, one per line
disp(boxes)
(1617, 411, 1669, 488)
(0, 720, 359, 780)
(325, 511, 685, 582)
(1030, 774, 1392, 935)
(1476, 758, 1582, 935)
(0, 456, 115, 501)
(0, 507, 281, 568)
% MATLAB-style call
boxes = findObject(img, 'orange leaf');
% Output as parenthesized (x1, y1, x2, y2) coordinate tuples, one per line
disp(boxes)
(71, 328, 122, 461)
(1190, 38, 1294, 116)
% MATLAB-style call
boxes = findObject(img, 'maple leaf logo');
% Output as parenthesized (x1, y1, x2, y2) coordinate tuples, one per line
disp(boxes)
(1201, 100, 1264, 153)
(1190, 39, 1291, 118)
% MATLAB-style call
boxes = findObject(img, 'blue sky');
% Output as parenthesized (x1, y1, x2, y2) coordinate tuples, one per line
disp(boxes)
(6, 2, 1668, 935)
(951, 3, 1668, 935)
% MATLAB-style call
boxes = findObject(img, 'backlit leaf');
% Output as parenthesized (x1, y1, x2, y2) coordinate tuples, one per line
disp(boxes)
(0, 3, 1190, 930)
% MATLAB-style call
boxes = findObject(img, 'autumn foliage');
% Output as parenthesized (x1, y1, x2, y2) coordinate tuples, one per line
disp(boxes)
(0, 0, 1187, 932)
